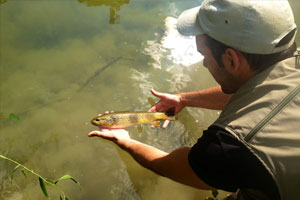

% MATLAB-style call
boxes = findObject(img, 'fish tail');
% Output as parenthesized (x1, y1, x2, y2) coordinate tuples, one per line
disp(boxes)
(156, 112, 176, 121)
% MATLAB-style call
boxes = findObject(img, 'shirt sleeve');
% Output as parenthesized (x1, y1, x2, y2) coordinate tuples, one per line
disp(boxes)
(188, 126, 280, 199)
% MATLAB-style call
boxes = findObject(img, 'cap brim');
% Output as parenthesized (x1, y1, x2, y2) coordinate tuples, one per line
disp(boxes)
(177, 6, 204, 36)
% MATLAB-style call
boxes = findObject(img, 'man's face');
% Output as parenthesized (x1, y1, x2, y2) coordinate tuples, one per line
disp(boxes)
(195, 35, 239, 94)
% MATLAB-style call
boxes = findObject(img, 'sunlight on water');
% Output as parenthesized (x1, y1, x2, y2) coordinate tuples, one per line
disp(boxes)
(143, 17, 203, 68)
(163, 17, 203, 67)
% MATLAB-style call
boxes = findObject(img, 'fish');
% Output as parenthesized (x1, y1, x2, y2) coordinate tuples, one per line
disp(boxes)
(91, 111, 175, 129)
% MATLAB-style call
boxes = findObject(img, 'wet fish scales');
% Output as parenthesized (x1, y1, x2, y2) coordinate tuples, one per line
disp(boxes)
(91, 112, 175, 129)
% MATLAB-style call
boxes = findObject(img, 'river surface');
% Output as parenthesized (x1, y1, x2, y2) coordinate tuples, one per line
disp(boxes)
(1, 0, 299, 199)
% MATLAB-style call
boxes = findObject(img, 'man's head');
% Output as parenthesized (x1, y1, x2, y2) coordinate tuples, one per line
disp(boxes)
(177, 0, 297, 55)
(196, 35, 256, 94)
(177, 0, 297, 93)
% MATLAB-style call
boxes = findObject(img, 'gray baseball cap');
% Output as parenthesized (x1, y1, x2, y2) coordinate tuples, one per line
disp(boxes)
(177, 0, 297, 54)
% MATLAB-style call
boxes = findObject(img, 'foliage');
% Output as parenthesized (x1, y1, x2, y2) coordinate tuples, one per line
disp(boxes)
(9, 113, 20, 120)
(0, 113, 79, 198)
(0, 154, 80, 199)
(205, 190, 219, 200)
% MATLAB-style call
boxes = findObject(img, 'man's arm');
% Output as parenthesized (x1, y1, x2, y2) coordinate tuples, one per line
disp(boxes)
(150, 86, 232, 112)
(179, 86, 232, 110)
(149, 86, 232, 128)
(88, 129, 214, 190)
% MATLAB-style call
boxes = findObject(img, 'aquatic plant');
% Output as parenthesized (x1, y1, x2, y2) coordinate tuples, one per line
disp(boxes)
(205, 190, 219, 200)
(9, 113, 20, 121)
(0, 154, 80, 200)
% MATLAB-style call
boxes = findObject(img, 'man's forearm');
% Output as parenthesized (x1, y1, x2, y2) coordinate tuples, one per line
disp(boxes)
(120, 139, 214, 190)
(179, 86, 232, 110)
(88, 129, 213, 189)
(120, 139, 168, 176)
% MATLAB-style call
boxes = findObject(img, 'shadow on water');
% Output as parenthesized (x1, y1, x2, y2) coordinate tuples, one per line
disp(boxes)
(78, 0, 131, 24)
(0, 0, 7, 5)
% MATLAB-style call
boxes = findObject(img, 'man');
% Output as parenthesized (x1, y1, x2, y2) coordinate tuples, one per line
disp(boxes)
(89, 0, 300, 199)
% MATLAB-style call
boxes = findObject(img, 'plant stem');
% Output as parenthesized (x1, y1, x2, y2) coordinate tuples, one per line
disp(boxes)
(0, 154, 66, 198)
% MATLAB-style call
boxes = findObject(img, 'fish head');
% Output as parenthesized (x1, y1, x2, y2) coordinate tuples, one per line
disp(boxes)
(91, 114, 114, 128)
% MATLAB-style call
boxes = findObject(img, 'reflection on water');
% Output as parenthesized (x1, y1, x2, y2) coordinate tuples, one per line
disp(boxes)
(78, 0, 130, 24)
(0, 0, 7, 5)
(143, 17, 203, 69)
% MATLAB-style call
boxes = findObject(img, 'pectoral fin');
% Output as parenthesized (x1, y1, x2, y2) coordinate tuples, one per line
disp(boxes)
(152, 121, 161, 127)
(136, 125, 144, 133)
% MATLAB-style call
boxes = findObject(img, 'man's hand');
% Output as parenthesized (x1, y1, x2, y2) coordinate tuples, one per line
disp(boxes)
(149, 89, 184, 128)
(88, 128, 131, 149)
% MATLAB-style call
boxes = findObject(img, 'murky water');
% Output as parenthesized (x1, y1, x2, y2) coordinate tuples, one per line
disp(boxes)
(1, 0, 299, 199)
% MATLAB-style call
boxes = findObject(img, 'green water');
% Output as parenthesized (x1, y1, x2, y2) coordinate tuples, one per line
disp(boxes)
(1, 0, 299, 199)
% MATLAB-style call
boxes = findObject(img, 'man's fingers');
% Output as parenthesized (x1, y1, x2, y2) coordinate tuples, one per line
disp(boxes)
(148, 100, 169, 113)
(148, 104, 158, 112)
(88, 131, 102, 137)
(162, 120, 170, 129)
(150, 120, 170, 129)
(88, 130, 115, 141)
(150, 88, 158, 97)
(148, 99, 163, 112)
(150, 89, 166, 99)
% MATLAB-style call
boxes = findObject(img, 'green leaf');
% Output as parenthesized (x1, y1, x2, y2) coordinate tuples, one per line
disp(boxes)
(9, 113, 20, 121)
(60, 196, 63, 200)
(205, 197, 214, 200)
(38, 177, 49, 199)
(21, 169, 27, 178)
(46, 179, 56, 185)
(64, 197, 69, 200)
(11, 164, 21, 183)
(212, 190, 219, 198)
(55, 174, 80, 186)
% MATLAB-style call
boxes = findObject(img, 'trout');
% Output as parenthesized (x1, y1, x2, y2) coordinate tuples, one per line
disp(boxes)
(91, 112, 175, 129)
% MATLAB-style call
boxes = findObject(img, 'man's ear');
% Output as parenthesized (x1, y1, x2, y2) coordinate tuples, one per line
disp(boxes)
(222, 48, 242, 74)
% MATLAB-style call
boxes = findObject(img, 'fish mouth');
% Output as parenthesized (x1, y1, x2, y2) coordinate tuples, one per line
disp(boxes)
(91, 120, 98, 126)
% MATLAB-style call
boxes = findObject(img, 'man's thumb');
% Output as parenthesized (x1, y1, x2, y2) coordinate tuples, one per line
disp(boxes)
(150, 89, 164, 98)
(88, 131, 101, 137)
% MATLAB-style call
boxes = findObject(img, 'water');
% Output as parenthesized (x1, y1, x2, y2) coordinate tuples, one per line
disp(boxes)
(0, 0, 299, 199)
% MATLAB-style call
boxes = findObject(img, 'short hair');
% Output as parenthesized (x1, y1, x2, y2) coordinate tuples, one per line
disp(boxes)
(204, 29, 297, 72)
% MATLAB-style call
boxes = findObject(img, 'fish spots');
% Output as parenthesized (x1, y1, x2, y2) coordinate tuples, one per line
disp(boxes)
(90, 112, 176, 129)
(110, 115, 118, 124)
(129, 114, 139, 123)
